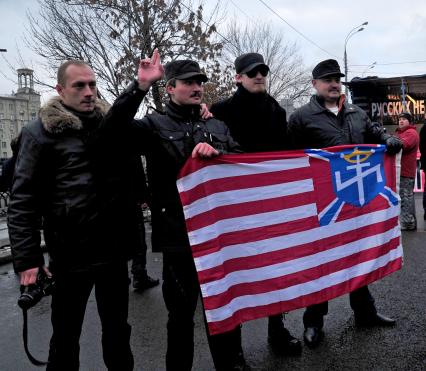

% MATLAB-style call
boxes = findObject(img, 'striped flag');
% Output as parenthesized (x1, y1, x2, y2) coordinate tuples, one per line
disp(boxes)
(177, 145, 402, 335)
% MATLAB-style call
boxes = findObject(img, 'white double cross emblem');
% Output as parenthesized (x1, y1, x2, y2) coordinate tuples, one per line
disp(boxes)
(335, 155, 383, 206)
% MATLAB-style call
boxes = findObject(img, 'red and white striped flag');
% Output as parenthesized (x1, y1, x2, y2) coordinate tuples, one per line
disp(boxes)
(177, 145, 402, 335)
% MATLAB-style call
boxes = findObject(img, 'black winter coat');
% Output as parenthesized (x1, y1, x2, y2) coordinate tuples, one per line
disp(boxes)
(288, 95, 389, 149)
(210, 85, 288, 152)
(99, 82, 241, 253)
(8, 97, 139, 272)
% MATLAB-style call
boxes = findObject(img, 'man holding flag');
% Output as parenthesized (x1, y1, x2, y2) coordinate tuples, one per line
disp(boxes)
(288, 59, 402, 348)
(101, 50, 248, 370)
(210, 52, 301, 356)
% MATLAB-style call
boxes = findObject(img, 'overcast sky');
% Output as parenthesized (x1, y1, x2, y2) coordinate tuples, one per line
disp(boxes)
(1, 0, 426, 103)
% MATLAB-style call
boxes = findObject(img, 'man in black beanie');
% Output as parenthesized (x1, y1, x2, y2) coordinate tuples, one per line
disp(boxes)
(288, 58, 401, 348)
(210, 52, 302, 356)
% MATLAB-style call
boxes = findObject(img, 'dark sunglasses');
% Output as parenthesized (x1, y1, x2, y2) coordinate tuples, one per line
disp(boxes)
(245, 67, 269, 78)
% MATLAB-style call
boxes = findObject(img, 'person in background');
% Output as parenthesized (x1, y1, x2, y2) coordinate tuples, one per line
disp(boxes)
(419, 121, 426, 221)
(131, 155, 159, 290)
(395, 112, 420, 230)
(0, 134, 21, 193)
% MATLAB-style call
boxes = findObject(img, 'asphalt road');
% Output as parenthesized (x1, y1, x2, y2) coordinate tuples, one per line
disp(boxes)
(0, 221, 425, 370)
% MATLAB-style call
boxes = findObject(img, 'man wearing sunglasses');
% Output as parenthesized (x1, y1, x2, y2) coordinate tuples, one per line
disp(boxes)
(210, 53, 301, 357)
(288, 59, 401, 349)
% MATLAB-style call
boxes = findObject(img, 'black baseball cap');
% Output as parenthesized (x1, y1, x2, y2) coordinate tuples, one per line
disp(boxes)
(235, 53, 269, 74)
(312, 59, 345, 79)
(164, 60, 208, 82)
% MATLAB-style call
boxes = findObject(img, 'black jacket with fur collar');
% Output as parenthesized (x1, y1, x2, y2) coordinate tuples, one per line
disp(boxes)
(8, 96, 139, 272)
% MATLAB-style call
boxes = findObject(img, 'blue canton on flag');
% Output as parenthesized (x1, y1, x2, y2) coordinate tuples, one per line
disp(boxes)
(307, 145, 399, 226)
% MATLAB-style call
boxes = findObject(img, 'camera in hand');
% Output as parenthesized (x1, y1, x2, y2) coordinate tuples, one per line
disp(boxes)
(18, 269, 55, 310)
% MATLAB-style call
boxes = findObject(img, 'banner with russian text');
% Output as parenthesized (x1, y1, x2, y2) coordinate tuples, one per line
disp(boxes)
(177, 145, 402, 335)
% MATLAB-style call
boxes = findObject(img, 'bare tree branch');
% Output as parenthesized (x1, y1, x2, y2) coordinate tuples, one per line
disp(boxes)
(25, 0, 224, 108)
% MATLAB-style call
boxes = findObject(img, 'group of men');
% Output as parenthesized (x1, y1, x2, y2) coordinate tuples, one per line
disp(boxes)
(9, 49, 403, 370)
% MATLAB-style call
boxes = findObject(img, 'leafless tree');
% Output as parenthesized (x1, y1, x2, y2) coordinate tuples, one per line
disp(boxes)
(224, 20, 312, 105)
(25, 0, 224, 109)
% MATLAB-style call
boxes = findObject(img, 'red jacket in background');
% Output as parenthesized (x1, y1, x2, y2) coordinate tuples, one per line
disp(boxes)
(395, 125, 420, 178)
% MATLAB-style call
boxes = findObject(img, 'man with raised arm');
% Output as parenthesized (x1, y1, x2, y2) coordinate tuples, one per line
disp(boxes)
(97, 50, 248, 370)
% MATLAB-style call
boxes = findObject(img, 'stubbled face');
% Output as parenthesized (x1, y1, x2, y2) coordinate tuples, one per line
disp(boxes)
(398, 117, 411, 129)
(167, 79, 204, 105)
(236, 68, 268, 94)
(56, 64, 97, 112)
(312, 76, 342, 102)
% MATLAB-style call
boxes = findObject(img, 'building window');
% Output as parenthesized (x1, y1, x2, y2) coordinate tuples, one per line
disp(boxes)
(2, 152, 7, 158)
(0, 113, 3, 119)
(0, 103, 3, 110)
(10, 115, 15, 120)
(2, 142, 6, 148)
(9, 103, 13, 111)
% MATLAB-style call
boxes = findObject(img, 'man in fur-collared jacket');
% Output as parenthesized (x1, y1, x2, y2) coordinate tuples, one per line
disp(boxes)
(8, 60, 135, 370)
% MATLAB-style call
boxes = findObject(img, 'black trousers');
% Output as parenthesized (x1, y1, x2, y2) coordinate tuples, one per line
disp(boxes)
(46, 261, 133, 371)
(131, 215, 148, 277)
(303, 285, 376, 329)
(162, 251, 243, 371)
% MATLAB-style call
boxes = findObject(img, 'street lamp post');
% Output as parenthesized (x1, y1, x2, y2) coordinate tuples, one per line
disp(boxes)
(344, 22, 368, 96)
(362, 61, 377, 77)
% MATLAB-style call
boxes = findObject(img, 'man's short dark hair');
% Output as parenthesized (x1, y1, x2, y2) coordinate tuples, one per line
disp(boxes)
(57, 60, 91, 86)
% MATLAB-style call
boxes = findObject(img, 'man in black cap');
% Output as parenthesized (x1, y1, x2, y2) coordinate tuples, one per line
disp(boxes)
(210, 52, 301, 356)
(288, 58, 402, 348)
(100, 50, 248, 370)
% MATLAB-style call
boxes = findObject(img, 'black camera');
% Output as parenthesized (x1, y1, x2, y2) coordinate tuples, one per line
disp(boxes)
(18, 269, 55, 310)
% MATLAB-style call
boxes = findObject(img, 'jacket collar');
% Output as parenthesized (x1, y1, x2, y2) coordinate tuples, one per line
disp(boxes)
(233, 84, 268, 104)
(39, 96, 110, 134)
(165, 100, 201, 122)
(396, 124, 416, 133)
(310, 94, 356, 115)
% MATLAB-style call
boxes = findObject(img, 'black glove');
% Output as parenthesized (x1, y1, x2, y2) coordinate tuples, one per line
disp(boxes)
(384, 135, 403, 155)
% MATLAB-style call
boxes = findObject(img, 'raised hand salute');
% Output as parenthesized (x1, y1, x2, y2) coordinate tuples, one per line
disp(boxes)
(137, 49, 164, 91)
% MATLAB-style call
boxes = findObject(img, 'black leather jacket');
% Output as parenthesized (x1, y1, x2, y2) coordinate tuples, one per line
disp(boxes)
(99, 82, 241, 253)
(288, 95, 389, 149)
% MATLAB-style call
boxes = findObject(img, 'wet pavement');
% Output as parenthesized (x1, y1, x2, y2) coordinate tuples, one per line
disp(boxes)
(0, 196, 425, 370)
